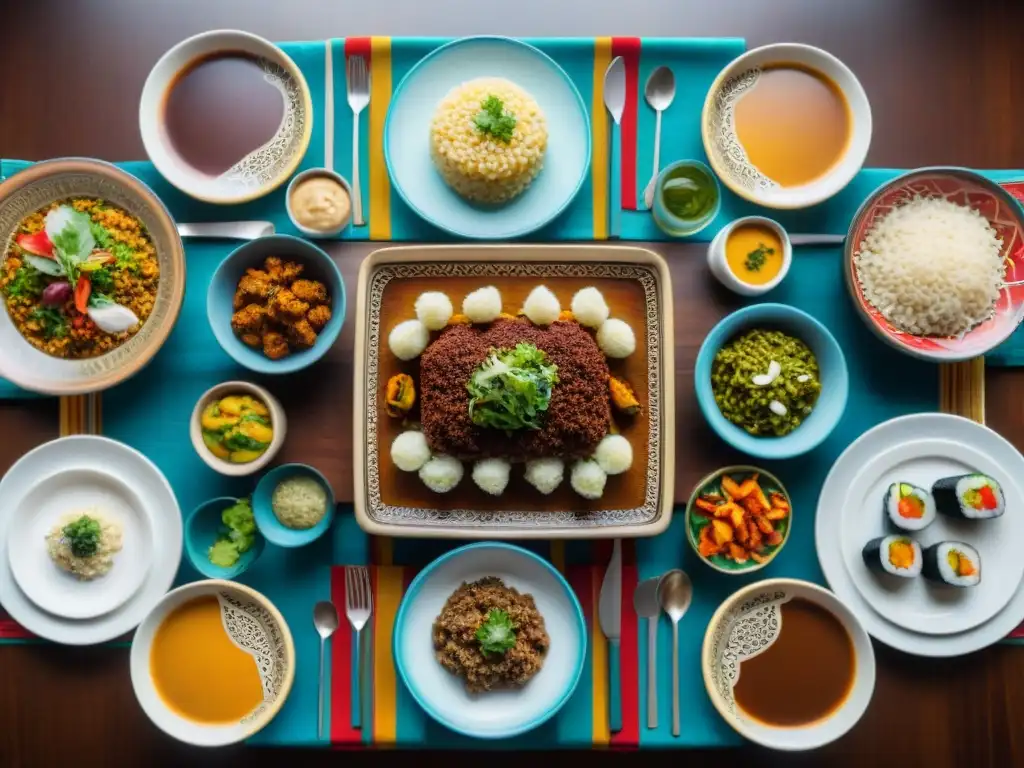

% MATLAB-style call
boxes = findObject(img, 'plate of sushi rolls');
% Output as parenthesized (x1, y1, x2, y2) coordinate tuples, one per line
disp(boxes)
(816, 413, 1024, 657)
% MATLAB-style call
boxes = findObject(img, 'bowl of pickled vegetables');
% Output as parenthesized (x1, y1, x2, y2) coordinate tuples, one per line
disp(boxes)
(189, 381, 286, 476)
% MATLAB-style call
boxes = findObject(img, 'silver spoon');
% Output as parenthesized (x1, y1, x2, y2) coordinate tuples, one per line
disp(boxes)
(658, 569, 693, 738)
(633, 577, 662, 729)
(314, 600, 340, 740)
(643, 66, 676, 209)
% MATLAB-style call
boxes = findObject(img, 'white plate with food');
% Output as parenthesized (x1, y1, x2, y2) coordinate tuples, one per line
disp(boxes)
(0, 436, 182, 645)
(7, 467, 154, 620)
(392, 542, 586, 739)
(817, 413, 1024, 656)
(384, 36, 590, 239)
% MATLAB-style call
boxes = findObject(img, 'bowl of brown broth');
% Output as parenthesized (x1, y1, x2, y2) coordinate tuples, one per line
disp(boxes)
(702, 44, 871, 210)
(140, 30, 312, 205)
(703, 578, 875, 751)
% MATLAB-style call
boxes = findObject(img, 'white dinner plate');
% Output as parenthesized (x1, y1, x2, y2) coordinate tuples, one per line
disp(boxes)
(7, 467, 153, 620)
(817, 414, 1024, 656)
(839, 438, 1024, 635)
(0, 436, 182, 645)
(393, 542, 586, 739)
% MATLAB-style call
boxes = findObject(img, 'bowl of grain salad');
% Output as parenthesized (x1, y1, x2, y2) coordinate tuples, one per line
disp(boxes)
(252, 463, 335, 547)
(0, 158, 185, 394)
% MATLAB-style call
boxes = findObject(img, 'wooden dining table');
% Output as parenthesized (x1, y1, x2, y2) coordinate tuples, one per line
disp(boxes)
(2, 0, 1023, 765)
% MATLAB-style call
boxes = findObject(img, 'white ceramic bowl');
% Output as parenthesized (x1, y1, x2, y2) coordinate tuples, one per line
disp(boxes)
(140, 30, 312, 205)
(190, 381, 286, 477)
(285, 168, 354, 238)
(707, 216, 793, 296)
(703, 578, 875, 751)
(701, 43, 872, 210)
(129, 579, 295, 747)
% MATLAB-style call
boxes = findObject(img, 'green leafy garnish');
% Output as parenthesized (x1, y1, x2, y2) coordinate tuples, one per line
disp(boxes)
(744, 243, 775, 273)
(473, 95, 517, 142)
(475, 609, 517, 657)
(89, 221, 113, 248)
(467, 342, 558, 433)
(62, 515, 102, 558)
(30, 306, 68, 339)
(89, 267, 114, 294)
(208, 498, 256, 568)
(88, 292, 115, 309)
(5, 266, 45, 299)
(90, 221, 139, 273)
(223, 431, 268, 452)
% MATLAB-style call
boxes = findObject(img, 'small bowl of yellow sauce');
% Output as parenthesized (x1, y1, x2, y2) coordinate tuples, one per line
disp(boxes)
(651, 160, 722, 237)
(286, 168, 352, 238)
(708, 216, 792, 296)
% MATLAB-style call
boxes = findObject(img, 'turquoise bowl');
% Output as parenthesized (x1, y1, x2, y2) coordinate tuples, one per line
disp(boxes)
(207, 235, 345, 375)
(393, 542, 586, 739)
(252, 464, 335, 547)
(185, 496, 265, 579)
(384, 36, 591, 239)
(695, 303, 849, 460)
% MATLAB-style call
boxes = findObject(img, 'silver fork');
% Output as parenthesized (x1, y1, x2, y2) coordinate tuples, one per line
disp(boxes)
(344, 565, 373, 729)
(346, 55, 370, 227)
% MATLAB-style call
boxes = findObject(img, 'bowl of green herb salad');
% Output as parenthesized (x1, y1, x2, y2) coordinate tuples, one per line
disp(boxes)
(185, 496, 264, 579)
(695, 303, 848, 459)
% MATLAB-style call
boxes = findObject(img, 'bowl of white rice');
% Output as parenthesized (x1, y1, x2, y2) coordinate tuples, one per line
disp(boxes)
(384, 36, 590, 240)
(845, 167, 1024, 362)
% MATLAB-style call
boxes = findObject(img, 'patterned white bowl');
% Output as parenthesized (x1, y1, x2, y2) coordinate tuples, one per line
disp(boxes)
(129, 580, 295, 747)
(702, 578, 875, 751)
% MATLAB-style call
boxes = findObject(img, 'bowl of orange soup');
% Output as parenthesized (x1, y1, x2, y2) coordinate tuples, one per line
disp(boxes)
(702, 44, 871, 210)
(707, 216, 792, 296)
(129, 580, 295, 746)
(702, 578, 875, 751)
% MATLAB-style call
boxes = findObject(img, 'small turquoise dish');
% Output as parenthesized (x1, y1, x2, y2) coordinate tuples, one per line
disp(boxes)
(384, 36, 591, 240)
(252, 464, 335, 547)
(393, 542, 586, 740)
(185, 497, 265, 579)
(651, 159, 722, 237)
(207, 235, 345, 375)
(695, 303, 849, 460)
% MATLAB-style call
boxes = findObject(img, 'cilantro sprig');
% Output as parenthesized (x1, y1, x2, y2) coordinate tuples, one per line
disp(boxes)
(475, 609, 517, 657)
(473, 95, 517, 143)
(62, 515, 102, 558)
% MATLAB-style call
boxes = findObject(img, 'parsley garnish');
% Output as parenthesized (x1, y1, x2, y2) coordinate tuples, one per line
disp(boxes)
(475, 609, 517, 656)
(90, 267, 115, 294)
(744, 243, 775, 272)
(473, 95, 517, 143)
(30, 306, 69, 339)
(5, 266, 45, 299)
(62, 515, 102, 558)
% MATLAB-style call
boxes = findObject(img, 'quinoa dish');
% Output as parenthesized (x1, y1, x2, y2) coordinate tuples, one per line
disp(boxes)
(432, 576, 549, 692)
(1, 198, 159, 359)
(45, 510, 123, 581)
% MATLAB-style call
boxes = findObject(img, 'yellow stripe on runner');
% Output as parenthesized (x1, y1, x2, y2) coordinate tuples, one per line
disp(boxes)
(374, 536, 394, 566)
(940, 359, 985, 424)
(591, 38, 612, 241)
(369, 37, 393, 241)
(591, 566, 609, 745)
(373, 565, 402, 745)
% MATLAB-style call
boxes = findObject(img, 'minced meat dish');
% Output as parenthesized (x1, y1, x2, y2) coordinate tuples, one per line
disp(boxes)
(419, 318, 610, 460)
(433, 576, 549, 692)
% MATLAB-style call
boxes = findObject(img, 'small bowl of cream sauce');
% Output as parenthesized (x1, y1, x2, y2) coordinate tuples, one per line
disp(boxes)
(286, 168, 352, 238)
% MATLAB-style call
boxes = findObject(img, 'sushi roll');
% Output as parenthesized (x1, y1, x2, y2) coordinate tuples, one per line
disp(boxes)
(922, 541, 981, 587)
(862, 535, 922, 578)
(932, 474, 1004, 520)
(883, 482, 936, 532)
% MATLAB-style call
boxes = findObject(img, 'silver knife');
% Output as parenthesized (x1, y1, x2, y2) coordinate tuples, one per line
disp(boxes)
(603, 57, 626, 239)
(176, 221, 275, 240)
(598, 538, 623, 733)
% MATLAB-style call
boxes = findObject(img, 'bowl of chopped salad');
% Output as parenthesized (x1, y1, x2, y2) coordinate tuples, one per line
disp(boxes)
(185, 496, 265, 579)
(0, 158, 185, 394)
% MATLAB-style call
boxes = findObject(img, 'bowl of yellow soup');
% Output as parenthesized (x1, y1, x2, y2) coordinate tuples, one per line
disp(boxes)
(701, 43, 871, 210)
(707, 216, 792, 296)
(130, 579, 295, 746)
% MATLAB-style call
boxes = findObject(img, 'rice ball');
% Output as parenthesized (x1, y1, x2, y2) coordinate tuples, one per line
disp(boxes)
(597, 318, 636, 358)
(593, 434, 633, 475)
(472, 458, 511, 496)
(571, 287, 610, 328)
(524, 458, 564, 495)
(462, 286, 502, 323)
(419, 455, 464, 493)
(388, 319, 430, 361)
(571, 459, 607, 499)
(414, 291, 453, 331)
(522, 285, 561, 326)
(390, 431, 431, 472)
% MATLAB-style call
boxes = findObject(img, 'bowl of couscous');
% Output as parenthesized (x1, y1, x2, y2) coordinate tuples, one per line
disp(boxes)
(252, 463, 336, 547)
(0, 158, 185, 394)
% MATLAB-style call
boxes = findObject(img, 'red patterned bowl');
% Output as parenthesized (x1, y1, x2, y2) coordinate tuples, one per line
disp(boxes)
(844, 167, 1024, 362)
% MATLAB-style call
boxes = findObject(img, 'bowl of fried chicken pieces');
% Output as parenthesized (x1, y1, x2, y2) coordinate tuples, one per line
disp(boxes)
(207, 235, 345, 374)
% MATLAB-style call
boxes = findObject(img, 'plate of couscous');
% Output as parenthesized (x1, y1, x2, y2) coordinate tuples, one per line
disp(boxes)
(384, 36, 590, 240)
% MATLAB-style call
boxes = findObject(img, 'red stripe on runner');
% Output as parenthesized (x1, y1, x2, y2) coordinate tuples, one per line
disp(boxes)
(611, 562, 640, 748)
(344, 37, 371, 59)
(611, 37, 641, 211)
(330, 567, 360, 745)
(0, 617, 32, 640)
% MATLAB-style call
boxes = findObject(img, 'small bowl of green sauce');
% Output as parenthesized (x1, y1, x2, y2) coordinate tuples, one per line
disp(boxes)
(652, 160, 721, 237)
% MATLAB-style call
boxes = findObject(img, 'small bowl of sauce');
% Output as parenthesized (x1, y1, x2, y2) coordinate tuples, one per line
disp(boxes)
(651, 160, 722, 237)
(286, 169, 353, 238)
(707, 216, 792, 296)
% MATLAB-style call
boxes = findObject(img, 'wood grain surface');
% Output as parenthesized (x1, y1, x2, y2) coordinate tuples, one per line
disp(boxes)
(2, 0, 1024, 766)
